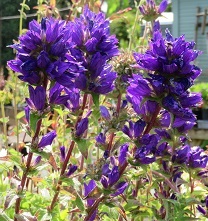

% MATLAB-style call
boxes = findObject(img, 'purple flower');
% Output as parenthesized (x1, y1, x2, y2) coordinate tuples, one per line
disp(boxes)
(135, 146, 156, 164)
(111, 182, 128, 197)
(26, 86, 46, 111)
(66, 164, 77, 177)
(206, 196, 208, 208)
(88, 65, 117, 94)
(128, 74, 152, 97)
(134, 134, 159, 164)
(196, 205, 206, 215)
(60, 146, 65, 162)
(33, 156, 42, 166)
(188, 146, 208, 168)
(49, 83, 70, 106)
(100, 176, 108, 189)
(172, 145, 190, 164)
(7, 18, 76, 86)
(75, 118, 88, 137)
(83, 180, 98, 221)
(96, 133, 106, 145)
(154, 142, 171, 157)
(130, 28, 202, 122)
(179, 92, 202, 108)
(64, 6, 119, 95)
(24, 106, 30, 123)
(139, 0, 168, 21)
(108, 166, 120, 186)
(100, 106, 111, 120)
(127, 94, 159, 117)
(118, 144, 129, 166)
(158, 0, 168, 13)
(84, 180, 97, 199)
(38, 131, 57, 148)
(134, 120, 146, 138)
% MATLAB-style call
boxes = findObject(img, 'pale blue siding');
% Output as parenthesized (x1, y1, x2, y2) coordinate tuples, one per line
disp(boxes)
(172, 0, 208, 82)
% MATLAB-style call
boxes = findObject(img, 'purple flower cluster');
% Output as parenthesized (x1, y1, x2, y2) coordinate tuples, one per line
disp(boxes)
(64, 6, 119, 94)
(139, 0, 168, 21)
(128, 28, 202, 126)
(83, 144, 129, 220)
(8, 6, 119, 120)
(173, 145, 208, 168)
(8, 18, 84, 86)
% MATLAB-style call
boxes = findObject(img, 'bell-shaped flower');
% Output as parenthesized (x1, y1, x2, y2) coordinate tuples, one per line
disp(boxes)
(188, 146, 208, 168)
(38, 131, 57, 149)
(95, 133, 106, 145)
(60, 146, 65, 162)
(111, 182, 128, 197)
(33, 156, 42, 166)
(172, 145, 190, 164)
(84, 180, 97, 199)
(123, 120, 146, 139)
(75, 118, 89, 137)
(66, 164, 77, 177)
(49, 83, 70, 106)
(118, 143, 129, 166)
(100, 106, 111, 120)
(26, 85, 46, 111)
(196, 205, 206, 215)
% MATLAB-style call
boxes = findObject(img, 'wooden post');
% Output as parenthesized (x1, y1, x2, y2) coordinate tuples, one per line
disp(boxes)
(202, 8, 207, 34)
(195, 7, 201, 47)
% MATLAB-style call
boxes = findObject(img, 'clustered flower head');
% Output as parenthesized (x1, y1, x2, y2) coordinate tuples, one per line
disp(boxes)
(128, 25, 202, 132)
(6, 2, 208, 221)
(139, 0, 168, 21)
(8, 6, 119, 117)
(7, 18, 84, 86)
(64, 6, 119, 94)
(173, 145, 208, 168)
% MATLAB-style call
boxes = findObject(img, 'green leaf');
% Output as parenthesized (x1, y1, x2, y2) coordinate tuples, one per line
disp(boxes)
(91, 93, 100, 107)
(54, 107, 64, 118)
(40, 212, 52, 221)
(20, 3, 30, 10)
(124, 199, 140, 211)
(75, 192, 84, 212)
(29, 113, 41, 136)
(18, 10, 27, 19)
(74, 138, 89, 159)
(16, 111, 25, 120)
(4, 192, 19, 210)
(8, 148, 22, 166)
(15, 213, 37, 221)
(0, 117, 9, 124)
(0, 211, 13, 221)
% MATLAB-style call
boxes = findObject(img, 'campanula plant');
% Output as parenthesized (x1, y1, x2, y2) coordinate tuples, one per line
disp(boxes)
(0, 0, 207, 220)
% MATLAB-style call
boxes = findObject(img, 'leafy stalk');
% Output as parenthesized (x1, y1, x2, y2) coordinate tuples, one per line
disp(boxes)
(0, 101, 8, 148)
(14, 119, 42, 221)
(48, 93, 88, 212)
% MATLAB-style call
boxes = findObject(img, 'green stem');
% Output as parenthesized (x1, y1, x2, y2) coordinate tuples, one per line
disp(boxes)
(1, 101, 8, 148)
(19, 0, 27, 35)
(13, 75, 19, 149)
(128, 4, 140, 53)
(152, 170, 180, 193)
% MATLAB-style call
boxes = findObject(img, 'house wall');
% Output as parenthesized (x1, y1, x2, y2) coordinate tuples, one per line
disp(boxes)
(172, 0, 208, 82)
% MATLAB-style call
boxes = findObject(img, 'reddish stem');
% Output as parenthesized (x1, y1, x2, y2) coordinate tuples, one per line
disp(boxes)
(107, 132, 115, 152)
(48, 93, 88, 212)
(116, 93, 122, 115)
(143, 105, 161, 135)
(107, 93, 122, 153)
(84, 196, 105, 221)
(14, 119, 42, 220)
